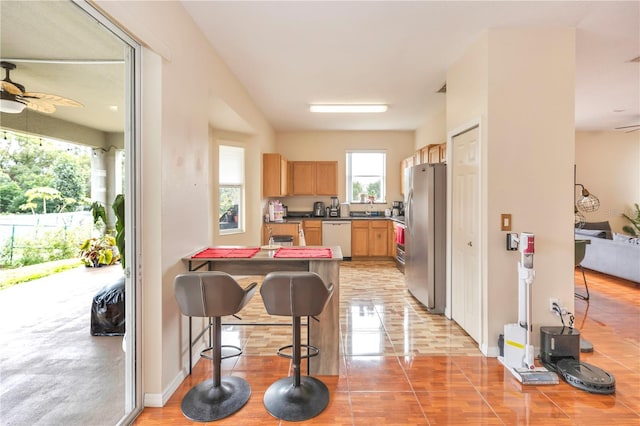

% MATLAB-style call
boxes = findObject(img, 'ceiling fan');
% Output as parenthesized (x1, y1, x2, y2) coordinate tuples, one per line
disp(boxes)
(614, 124, 640, 133)
(0, 61, 82, 114)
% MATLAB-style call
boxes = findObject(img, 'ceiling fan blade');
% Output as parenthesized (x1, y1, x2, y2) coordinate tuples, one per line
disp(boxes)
(23, 98, 56, 113)
(1, 80, 24, 95)
(22, 92, 83, 108)
(614, 124, 640, 129)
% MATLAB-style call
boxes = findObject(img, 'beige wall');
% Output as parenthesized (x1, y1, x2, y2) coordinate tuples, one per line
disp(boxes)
(415, 108, 447, 150)
(275, 131, 415, 213)
(447, 28, 576, 356)
(575, 131, 640, 233)
(95, 1, 275, 406)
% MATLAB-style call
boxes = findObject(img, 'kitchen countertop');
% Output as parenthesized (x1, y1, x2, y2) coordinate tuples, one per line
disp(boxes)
(268, 216, 405, 224)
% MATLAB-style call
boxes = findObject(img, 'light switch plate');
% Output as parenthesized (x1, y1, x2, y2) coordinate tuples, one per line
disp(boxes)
(501, 214, 512, 231)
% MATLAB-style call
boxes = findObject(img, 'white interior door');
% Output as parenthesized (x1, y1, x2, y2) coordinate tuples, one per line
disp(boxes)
(451, 125, 481, 343)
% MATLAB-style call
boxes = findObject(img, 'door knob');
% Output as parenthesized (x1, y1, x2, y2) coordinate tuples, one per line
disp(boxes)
(467, 241, 473, 247)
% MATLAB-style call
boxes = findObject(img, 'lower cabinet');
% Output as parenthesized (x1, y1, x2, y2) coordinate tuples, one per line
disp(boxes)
(351, 221, 369, 257)
(262, 223, 300, 245)
(302, 220, 322, 245)
(351, 220, 389, 257)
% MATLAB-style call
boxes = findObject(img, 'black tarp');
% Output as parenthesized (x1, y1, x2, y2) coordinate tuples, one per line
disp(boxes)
(90, 275, 125, 336)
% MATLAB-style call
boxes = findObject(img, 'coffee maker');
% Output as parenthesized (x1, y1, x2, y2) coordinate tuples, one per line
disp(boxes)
(392, 200, 404, 217)
(313, 201, 325, 217)
(328, 197, 340, 217)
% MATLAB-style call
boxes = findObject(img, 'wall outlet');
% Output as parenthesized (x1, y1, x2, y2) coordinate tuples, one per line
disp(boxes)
(549, 298, 559, 313)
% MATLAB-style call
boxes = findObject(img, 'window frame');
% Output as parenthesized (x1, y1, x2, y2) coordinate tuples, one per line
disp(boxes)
(218, 144, 245, 234)
(346, 150, 387, 203)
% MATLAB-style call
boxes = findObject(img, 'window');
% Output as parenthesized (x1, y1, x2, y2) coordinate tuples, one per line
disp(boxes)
(219, 145, 244, 233)
(346, 151, 386, 203)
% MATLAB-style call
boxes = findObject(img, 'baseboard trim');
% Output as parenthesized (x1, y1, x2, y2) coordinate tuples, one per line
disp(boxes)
(143, 340, 207, 407)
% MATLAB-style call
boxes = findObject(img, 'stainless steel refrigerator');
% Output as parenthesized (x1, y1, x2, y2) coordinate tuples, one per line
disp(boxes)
(404, 163, 446, 313)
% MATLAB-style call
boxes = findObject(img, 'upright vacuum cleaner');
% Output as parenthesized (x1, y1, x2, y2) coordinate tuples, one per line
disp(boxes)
(499, 232, 559, 384)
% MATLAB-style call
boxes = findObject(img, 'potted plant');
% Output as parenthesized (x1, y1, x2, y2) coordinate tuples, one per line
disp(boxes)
(79, 201, 119, 267)
(622, 203, 640, 236)
(112, 194, 125, 268)
(79, 234, 119, 267)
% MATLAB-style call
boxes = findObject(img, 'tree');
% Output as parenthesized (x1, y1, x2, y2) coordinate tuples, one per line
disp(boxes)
(0, 132, 91, 213)
(22, 187, 62, 214)
(351, 181, 364, 200)
(0, 171, 21, 212)
(366, 180, 381, 200)
(53, 159, 87, 211)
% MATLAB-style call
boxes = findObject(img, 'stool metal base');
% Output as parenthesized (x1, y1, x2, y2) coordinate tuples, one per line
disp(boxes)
(263, 376, 329, 421)
(181, 376, 251, 422)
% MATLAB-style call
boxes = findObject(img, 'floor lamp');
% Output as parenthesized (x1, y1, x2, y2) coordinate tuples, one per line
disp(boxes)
(574, 166, 598, 352)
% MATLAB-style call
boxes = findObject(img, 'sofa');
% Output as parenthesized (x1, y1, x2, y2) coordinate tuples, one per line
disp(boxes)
(575, 221, 640, 283)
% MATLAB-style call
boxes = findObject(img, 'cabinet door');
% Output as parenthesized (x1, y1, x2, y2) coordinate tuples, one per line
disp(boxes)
(419, 146, 430, 165)
(428, 145, 440, 163)
(439, 143, 447, 163)
(351, 221, 369, 257)
(315, 161, 338, 195)
(302, 220, 322, 246)
(388, 221, 397, 256)
(369, 221, 388, 256)
(263, 153, 287, 197)
(263, 223, 300, 245)
(290, 162, 316, 195)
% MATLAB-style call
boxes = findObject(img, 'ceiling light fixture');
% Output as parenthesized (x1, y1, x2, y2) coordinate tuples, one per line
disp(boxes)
(0, 93, 26, 114)
(309, 104, 388, 113)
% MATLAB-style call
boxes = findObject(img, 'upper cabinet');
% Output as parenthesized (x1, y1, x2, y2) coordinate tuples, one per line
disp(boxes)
(263, 153, 288, 197)
(315, 161, 338, 195)
(401, 143, 446, 195)
(289, 161, 338, 196)
(290, 161, 315, 195)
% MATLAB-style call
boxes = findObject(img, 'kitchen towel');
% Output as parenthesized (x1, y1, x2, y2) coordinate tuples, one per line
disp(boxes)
(191, 248, 260, 258)
(395, 224, 405, 245)
(273, 247, 332, 258)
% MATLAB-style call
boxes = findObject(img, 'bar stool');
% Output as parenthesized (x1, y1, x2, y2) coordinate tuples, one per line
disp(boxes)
(260, 271, 334, 421)
(174, 272, 257, 422)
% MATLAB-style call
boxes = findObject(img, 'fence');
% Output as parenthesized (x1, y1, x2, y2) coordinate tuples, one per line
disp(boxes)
(0, 212, 93, 267)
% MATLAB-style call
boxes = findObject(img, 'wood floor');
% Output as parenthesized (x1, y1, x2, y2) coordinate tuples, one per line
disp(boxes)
(133, 261, 640, 425)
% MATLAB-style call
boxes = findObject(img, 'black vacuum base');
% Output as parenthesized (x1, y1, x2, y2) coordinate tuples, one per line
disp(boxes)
(556, 359, 616, 395)
(263, 376, 330, 421)
(181, 376, 251, 422)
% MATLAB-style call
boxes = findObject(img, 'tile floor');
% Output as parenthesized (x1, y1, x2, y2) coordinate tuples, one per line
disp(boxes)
(134, 261, 640, 425)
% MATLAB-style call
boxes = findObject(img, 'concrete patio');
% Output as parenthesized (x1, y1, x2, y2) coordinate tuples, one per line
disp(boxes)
(0, 264, 126, 425)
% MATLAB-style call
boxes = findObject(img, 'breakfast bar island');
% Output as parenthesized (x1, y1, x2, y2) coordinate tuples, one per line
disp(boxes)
(182, 246, 343, 375)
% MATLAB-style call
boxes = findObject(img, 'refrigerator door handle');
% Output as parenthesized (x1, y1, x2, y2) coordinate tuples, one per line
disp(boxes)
(406, 190, 413, 232)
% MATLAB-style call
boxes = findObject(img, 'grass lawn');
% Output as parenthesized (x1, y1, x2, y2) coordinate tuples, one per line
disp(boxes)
(0, 259, 83, 290)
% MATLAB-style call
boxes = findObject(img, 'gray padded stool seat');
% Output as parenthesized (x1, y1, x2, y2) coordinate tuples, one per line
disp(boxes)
(174, 272, 257, 422)
(260, 271, 334, 421)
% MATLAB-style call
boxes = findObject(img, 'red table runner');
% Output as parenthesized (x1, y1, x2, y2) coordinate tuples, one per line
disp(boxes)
(273, 247, 332, 258)
(191, 248, 260, 259)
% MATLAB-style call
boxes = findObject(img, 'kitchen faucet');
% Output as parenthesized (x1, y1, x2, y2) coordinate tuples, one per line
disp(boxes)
(365, 199, 373, 216)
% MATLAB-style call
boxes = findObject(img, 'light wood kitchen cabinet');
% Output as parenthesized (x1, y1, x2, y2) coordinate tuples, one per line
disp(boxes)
(388, 221, 397, 257)
(263, 153, 288, 197)
(302, 220, 322, 246)
(290, 161, 316, 195)
(315, 161, 338, 195)
(351, 220, 389, 257)
(439, 143, 447, 163)
(289, 161, 338, 195)
(262, 222, 300, 246)
(369, 221, 388, 257)
(428, 145, 441, 164)
(351, 221, 369, 257)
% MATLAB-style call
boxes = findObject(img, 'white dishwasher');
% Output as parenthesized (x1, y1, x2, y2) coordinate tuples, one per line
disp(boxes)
(322, 220, 351, 259)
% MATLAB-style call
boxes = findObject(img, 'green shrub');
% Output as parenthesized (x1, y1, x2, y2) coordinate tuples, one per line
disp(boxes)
(0, 224, 91, 268)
